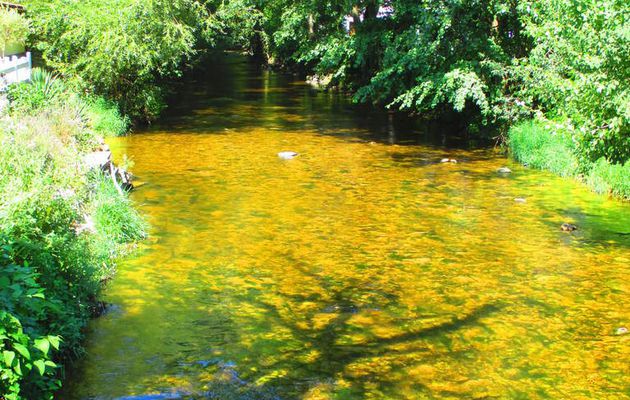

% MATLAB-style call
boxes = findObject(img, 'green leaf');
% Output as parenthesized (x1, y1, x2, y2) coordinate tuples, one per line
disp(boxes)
(33, 359, 46, 376)
(48, 335, 61, 350)
(12, 343, 30, 360)
(13, 359, 21, 375)
(34, 338, 50, 355)
(3, 350, 15, 366)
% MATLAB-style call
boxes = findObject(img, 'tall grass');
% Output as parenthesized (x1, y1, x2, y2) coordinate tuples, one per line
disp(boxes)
(85, 96, 131, 137)
(587, 158, 630, 200)
(509, 119, 630, 200)
(508, 120, 579, 177)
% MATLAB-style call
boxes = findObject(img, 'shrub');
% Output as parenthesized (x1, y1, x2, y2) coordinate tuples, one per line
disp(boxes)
(6, 68, 66, 114)
(85, 97, 130, 137)
(0, 242, 62, 400)
(0, 7, 29, 57)
(25, 0, 211, 121)
(0, 96, 144, 399)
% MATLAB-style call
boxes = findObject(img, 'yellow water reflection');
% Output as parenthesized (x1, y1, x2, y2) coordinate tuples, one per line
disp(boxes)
(62, 55, 630, 400)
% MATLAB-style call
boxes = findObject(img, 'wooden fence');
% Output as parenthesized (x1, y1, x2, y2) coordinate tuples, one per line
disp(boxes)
(0, 52, 32, 91)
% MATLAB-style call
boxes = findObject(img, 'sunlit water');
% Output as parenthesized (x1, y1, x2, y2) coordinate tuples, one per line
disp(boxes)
(62, 54, 630, 400)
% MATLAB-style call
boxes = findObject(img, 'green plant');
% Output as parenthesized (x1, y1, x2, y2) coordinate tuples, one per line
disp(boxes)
(0, 7, 29, 57)
(25, 0, 211, 121)
(0, 93, 144, 398)
(0, 242, 62, 400)
(6, 68, 66, 113)
(587, 158, 630, 199)
(85, 96, 130, 137)
(508, 119, 579, 177)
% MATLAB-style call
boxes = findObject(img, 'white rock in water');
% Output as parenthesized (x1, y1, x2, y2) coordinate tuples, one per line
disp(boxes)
(441, 158, 457, 163)
(616, 327, 628, 335)
(278, 151, 298, 160)
(497, 167, 512, 174)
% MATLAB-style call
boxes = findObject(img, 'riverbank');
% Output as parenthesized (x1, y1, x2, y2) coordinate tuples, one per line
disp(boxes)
(0, 71, 145, 399)
(509, 119, 630, 201)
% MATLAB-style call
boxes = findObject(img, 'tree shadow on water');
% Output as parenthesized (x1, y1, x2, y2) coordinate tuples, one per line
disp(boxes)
(193, 263, 503, 400)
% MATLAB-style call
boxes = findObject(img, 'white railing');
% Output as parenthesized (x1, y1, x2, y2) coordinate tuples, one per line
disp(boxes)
(0, 52, 32, 92)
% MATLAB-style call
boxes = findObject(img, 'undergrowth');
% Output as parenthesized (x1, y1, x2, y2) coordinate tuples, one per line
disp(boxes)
(0, 71, 145, 399)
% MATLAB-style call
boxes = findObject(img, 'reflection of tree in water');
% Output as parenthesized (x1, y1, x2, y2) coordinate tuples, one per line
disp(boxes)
(210, 261, 502, 399)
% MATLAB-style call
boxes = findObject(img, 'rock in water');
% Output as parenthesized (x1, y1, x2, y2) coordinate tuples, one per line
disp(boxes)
(560, 223, 577, 232)
(278, 151, 298, 160)
(441, 158, 457, 163)
(616, 327, 628, 335)
(514, 197, 527, 203)
(497, 167, 512, 174)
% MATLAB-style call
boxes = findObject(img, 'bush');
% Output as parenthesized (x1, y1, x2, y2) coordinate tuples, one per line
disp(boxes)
(6, 68, 66, 114)
(25, 0, 211, 121)
(0, 242, 62, 400)
(515, 0, 630, 165)
(85, 97, 130, 137)
(0, 96, 144, 399)
(0, 7, 29, 57)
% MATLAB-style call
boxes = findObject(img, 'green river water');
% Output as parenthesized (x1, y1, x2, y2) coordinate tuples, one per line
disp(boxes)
(62, 54, 630, 400)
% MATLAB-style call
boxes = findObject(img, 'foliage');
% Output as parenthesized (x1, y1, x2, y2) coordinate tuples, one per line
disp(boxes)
(6, 68, 66, 113)
(0, 79, 145, 398)
(0, 7, 29, 57)
(514, 0, 629, 165)
(85, 97, 130, 137)
(205, 0, 265, 52)
(7, 68, 131, 140)
(509, 119, 630, 199)
(0, 243, 61, 400)
(23, 0, 211, 120)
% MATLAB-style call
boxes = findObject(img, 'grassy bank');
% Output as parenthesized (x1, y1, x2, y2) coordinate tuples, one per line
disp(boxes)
(509, 120, 630, 200)
(0, 71, 145, 399)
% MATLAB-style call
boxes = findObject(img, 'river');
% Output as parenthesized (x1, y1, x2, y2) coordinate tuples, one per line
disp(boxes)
(62, 54, 630, 400)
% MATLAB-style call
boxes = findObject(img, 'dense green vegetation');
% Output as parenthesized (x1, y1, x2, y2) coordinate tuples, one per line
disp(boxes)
(17, 0, 629, 171)
(22, 0, 212, 120)
(510, 120, 630, 199)
(0, 7, 29, 56)
(1, 64, 145, 398)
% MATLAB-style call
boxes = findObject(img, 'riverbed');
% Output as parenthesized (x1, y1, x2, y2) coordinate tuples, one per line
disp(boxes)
(62, 54, 630, 400)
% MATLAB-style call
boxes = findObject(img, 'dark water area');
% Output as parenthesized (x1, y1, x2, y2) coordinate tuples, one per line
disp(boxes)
(60, 54, 630, 400)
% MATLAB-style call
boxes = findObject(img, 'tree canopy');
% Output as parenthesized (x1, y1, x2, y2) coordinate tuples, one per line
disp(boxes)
(19, 0, 629, 163)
